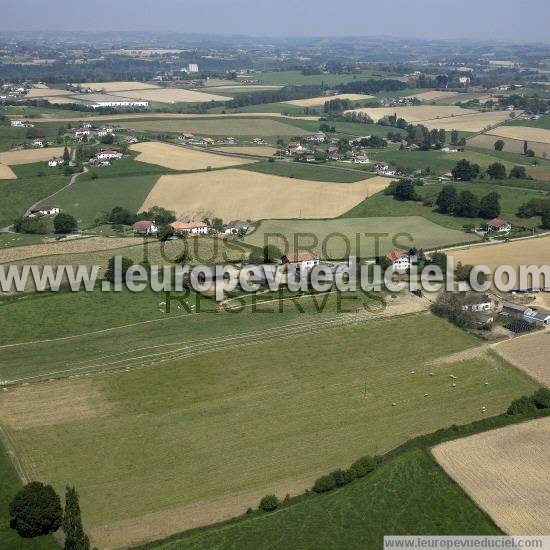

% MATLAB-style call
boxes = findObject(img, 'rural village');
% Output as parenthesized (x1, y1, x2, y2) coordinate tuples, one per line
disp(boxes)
(0, 11, 549, 550)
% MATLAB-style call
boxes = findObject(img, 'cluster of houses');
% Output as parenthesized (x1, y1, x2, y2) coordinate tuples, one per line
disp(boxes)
(89, 149, 124, 166)
(132, 218, 250, 236)
(10, 119, 35, 128)
(1, 84, 28, 101)
(73, 123, 120, 141)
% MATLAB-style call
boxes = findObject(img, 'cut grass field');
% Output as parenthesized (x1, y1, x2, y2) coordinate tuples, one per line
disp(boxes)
(0, 147, 65, 165)
(284, 93, 374, 107)
(75, 81, 161, 92)
(125, 117, 310, 136)
(344, 106, 513, 132)
(468, 134, 550, 159)
(0, 313, 537, 547)
(210, 145, 278, 157)
(344, 182, 546, 231)
(130, 142, 256, 171)
(139, 169, 387, 221)
(493, 331, 550, 388)
(0, 163, 17, 179)
(144, 449, 502, 549)
(0, 163, 71, 227)
(243, 216, 479, 258)
(487, 125, 550, 144)
(433, 417, 550, 535)
(117, 88, 233, 103)
(254, 69, 388, 86)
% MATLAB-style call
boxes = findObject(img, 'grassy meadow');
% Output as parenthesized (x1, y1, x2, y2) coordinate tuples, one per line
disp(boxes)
(145, 449, 501, 549)
(244, 216, 479, 259)
(0, 313, 537, 547)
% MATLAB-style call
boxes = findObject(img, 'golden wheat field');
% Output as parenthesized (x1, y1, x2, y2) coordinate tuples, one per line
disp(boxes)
(70, 93, 134, 103)
(285, 93, 374, 107)
(344, 106, 513, 131)
(493, 332, 550, 387)
(130, 142, 256, 170)
(0, 163, 17, 179)
(487, 126, 550, 145)
(25, 87, 73, 98)
(75, 81, 161, 92)
(118, 88, 233, 103)
(140, 170, 389, 220)
(433, 417, 550, 535)
(449, 236, 550, 276)
(0, 147, 65, 165)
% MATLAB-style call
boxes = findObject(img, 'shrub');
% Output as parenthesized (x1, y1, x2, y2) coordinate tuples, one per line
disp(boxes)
(329, 469, 352, 487)
(312, 474, 337, 493)
(9, 482, 62, 538)
(532, 388, 550, 409)
(259, 494, 279, 511)
(507, 395, 537, 416)
(348, 455, 377, 479)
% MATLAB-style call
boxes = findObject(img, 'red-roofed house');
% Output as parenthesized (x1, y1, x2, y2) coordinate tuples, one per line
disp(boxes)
(132, 220, 158, 235)
(487, 218, 511, 233)
(386, 250, 411, 272)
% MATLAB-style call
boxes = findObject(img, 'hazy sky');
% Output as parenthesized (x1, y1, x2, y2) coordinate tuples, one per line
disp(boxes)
(1, 0, 549, 43)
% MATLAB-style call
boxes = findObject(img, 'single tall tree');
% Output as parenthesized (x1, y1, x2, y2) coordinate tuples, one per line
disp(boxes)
(62, 146, 71, 163)
(487, 162, 507, 180)
(63, 487, 90, 550)
(494, 139, 505, 151)
(479, 192, 501, 218)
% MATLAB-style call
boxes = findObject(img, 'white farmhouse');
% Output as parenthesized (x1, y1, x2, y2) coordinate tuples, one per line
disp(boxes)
(48, 157, 65, 167)
(170, 220, 211, 235)
(487, 218, 512, 233)
(96, 149, 123, 161)
(386, 250, 411, 272)
(132, 220, 158, 235)
(28, 204, 60, 217)
(281, 252, 319, 272)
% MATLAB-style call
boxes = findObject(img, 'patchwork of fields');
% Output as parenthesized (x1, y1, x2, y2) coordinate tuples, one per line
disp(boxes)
(433, 417, 550, 535)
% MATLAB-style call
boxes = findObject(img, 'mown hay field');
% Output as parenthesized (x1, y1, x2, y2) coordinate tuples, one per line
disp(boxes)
(118, 88, 233, 103)
(449, 236, 550, 288)
(285, 93, 374, 107)
(493, 332, 550, 388)
(0, 236, 135, 264)
(468, 134, 550, 158)
(0, 163, 17, 179)
(487, 125, 550, 145)
(244, 216, 479, 258)
(125, 117, 310, 136)
(0, 313, 537, 548)
(75, 81, 161, 92)
(344, 106, 513, 131)
(433, 417, 550, 535)
(0, 147, 65, 165)
(139, 170, 389, 220)
(25, 87, 72, 98)
(130, 142, 255, 170)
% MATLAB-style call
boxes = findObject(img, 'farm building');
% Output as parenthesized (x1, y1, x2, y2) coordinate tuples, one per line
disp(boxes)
(487, 218, 512, 233)
(48, 157, 65, 166)
(28, 204, 60, 217)
(97, 149, 123, 161)
(170, 220, 211, 236)
(463, 294, 492, 312)
(224, 220, 249, 235)
(524, 309, 550, 326)
(281, 252, 319, 272)
(386, 250, 412, 272)
(91, 100, 149, 109)
(501, 301, 550, 326)
(353, 154, 370, 164)
(132, 220, 158, 235)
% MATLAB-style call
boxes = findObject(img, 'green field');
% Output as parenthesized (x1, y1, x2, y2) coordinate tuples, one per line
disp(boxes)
(0, 313, 537, 548)
(243, 161, 372, 182)
(243, 216, 479, 258)
(345, 182, 547, 231)
(54, 170, 161, 228)
(254, 70, 393, 87)
(0, 441, 59, 550)
(0, 163, 71, 227)
(508, 116, 550, 130)
(145, 449, 501, 549)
